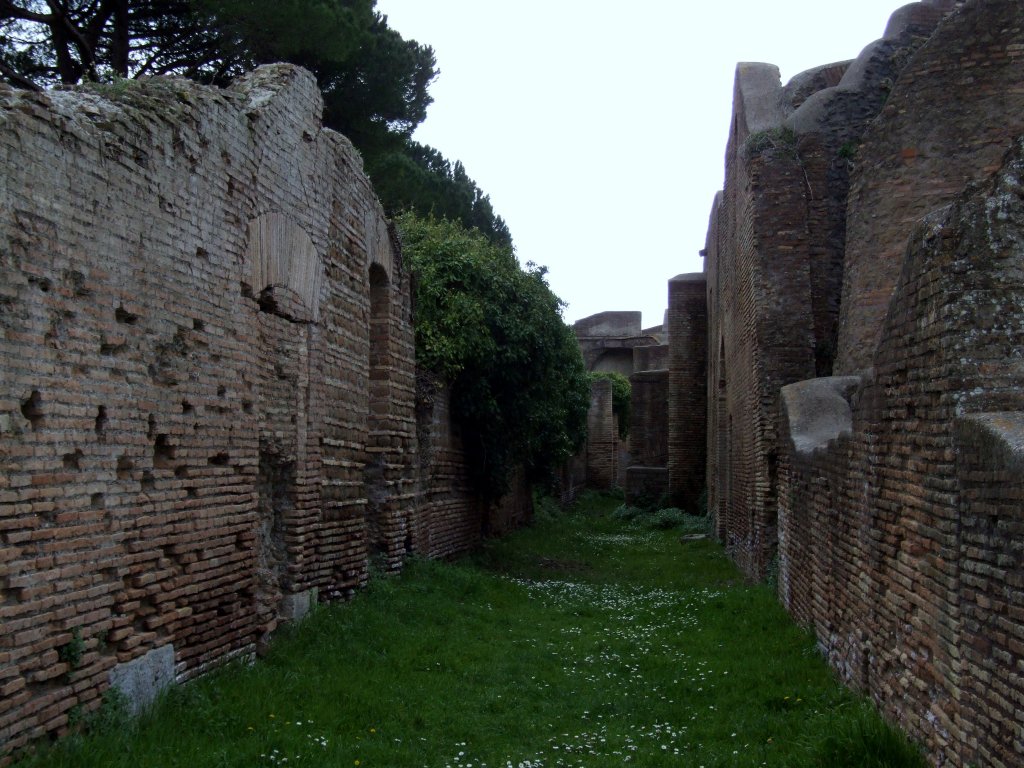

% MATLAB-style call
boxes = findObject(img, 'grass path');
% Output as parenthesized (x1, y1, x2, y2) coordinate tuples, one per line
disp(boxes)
(13, 493, 925, 767)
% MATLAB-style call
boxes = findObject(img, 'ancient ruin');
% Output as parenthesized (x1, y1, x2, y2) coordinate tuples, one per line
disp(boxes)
(4, 0, 1024, 764)
(0, 64, 524, 755)
(675, 0, 1024, 763)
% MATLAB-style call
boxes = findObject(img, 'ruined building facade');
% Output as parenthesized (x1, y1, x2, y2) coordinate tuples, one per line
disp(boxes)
(0, 65, 523, 755)
(687, 0, 1024, 763)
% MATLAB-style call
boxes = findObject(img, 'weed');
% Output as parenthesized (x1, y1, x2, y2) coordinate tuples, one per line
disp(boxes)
(744, 126, 799, 161)
(611, 503, 642, 521)
(796, 703, 928, 767)
(646, 507, 688, 529)
(58, 627, 85, 675)
(767, 552, 781, 592)
(87, 688, 131, 735)
(531, 490, 562, 523)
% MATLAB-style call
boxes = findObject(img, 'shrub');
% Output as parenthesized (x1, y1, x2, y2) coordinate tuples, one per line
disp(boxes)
(399, 213, 590, 499)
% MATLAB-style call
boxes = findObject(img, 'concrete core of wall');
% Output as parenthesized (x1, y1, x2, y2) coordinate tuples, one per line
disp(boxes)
(108, 644, 176, 716)
(780, 376, 861, 455)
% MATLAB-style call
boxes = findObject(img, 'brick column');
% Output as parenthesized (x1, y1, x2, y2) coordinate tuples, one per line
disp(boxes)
(667, 273, 708, 511)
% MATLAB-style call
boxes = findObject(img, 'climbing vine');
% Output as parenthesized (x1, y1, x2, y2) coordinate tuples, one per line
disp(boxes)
(398, 212, 590, 499)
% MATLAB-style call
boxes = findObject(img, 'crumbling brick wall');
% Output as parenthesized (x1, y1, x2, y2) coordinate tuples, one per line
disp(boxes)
(780, 135, 1024, 766)
(0, 65, 424, 753)
(837, 0, 1024, 374)
(625, 350, 669, 506)
(703, 1, 1024, 762)
(705, 0, 958, 578)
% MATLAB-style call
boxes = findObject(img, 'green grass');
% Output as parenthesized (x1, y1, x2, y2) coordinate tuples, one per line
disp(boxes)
(12, 491, 926, 767)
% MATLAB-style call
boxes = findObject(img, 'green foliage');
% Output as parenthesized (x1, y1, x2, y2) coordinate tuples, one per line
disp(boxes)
(531, 491, 563, 524)
(366, 140, 511, 248)
(590, 371, 631, 439)
(398, 213, 589, 499)
(611, 504, 642, 522)
(614, 505, 707, 533)
(797, 703, 928, 768)
(88, 688, 132, 735)
(58, 627, 85, 673)
(837, 140, 858, 160)
(646, 507, 689, 530)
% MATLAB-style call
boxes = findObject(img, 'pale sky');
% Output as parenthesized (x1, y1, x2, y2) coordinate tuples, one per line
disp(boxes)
(374, 1, 919, 328)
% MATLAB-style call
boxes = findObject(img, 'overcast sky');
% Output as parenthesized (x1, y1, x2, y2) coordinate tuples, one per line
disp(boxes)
(374, 1, 918, 328)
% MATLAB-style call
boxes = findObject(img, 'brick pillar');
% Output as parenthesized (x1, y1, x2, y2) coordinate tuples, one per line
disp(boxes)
(668, 273, 708, 511)
(586, 378, 616, 490)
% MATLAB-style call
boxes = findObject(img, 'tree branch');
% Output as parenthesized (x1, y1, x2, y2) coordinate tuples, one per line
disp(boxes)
(0, 56, 41, 89)
(0, 0, 57, 24)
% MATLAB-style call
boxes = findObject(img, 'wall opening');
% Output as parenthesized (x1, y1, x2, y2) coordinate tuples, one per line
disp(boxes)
(592, 348, 634, 376)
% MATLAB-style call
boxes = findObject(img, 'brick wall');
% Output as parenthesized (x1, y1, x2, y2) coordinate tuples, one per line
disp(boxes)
(625, 366, 668, 506)
(779, 135, 1024, 765)
(706, 2, 1024, 762)
(0, 64, 507, 756)
(705, 2, 955, 579)
(411, 378, 480, 559)
(837, 0, 1024, 374)
(585, 378, 617, 491)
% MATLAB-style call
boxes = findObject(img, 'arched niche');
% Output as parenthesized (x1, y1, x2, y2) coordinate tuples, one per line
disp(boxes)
(592, 348, 635, 376)
(246, 212, 324, 322)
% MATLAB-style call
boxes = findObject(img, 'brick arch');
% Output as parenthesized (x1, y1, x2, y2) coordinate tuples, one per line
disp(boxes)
(591, 348, 635, 376)
(246, 212, 324, 321)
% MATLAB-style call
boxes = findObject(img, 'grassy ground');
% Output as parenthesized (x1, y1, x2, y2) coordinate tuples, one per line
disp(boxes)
(12, 492, 926, 768)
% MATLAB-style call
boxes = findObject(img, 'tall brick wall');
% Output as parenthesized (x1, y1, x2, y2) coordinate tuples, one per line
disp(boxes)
(705, 2, 955, 578)
(706, 62, 815, 576)
(701, 2, 1024, 762)
(0, 64, 511, 756)
(779, 136, 1024, 766)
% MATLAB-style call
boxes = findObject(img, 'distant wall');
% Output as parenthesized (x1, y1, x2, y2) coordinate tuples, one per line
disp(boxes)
(666, 273, 706, 512)
(584, 378, 618, 491)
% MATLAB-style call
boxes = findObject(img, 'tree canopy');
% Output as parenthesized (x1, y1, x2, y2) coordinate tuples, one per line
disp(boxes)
(397, 212, 589, 498)
(367, 139, 512, 248)
(0, 0, 508, 244)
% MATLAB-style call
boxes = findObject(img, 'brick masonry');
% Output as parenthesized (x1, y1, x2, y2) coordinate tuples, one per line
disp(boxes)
(780, 137, 1024, 766)
(696, 1, 1024, 763)
(666, 273, 707, 512)
(0, 65, 511, 756)
(571, 311, 663, 495)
